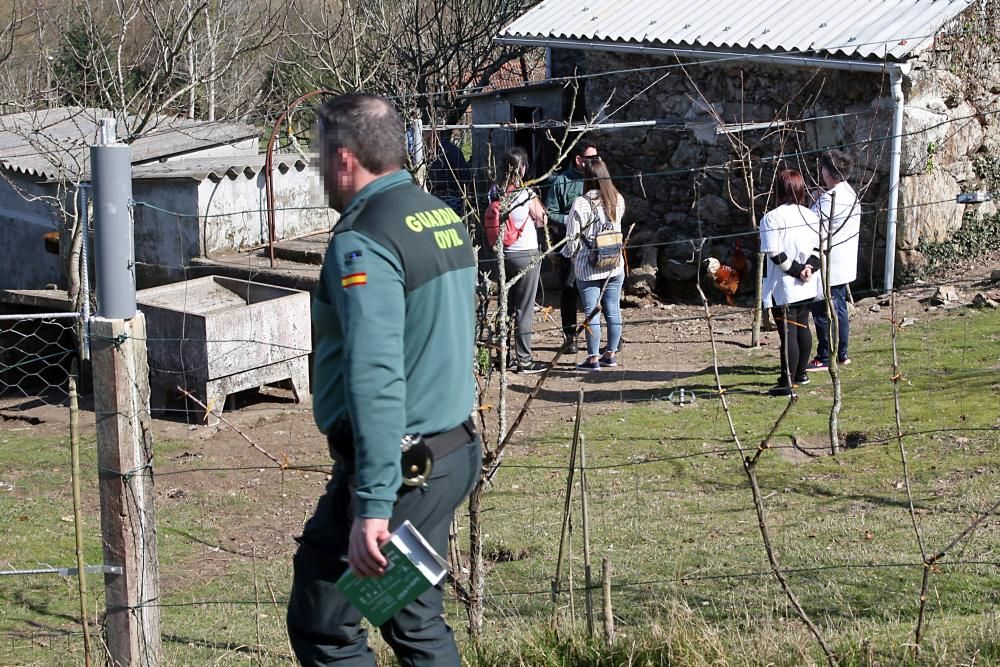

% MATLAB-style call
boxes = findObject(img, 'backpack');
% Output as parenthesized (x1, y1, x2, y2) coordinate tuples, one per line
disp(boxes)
(484, 186, 530, 248)
(581, 195, 623, 271)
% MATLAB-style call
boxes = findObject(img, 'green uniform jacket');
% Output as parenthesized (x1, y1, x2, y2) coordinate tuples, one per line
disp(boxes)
(312, 170, 476, 519)
(544, 166, 585, 227)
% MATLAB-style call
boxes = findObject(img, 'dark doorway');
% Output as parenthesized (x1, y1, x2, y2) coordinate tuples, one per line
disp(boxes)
(512, 105, 539, 179)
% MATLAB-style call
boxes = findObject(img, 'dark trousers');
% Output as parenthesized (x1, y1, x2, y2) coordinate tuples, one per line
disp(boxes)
(810, 284, 849, 363)
(556, 255, 578, 338)
(287, 436, 481, 666)
(504, 251, 541, 365)
(773, 300, 813, 385)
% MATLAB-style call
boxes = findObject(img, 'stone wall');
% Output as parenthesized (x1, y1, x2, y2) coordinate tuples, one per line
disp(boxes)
(551, 0, 1000, 290)
(558, 51, 891, 292)
(897, 0, 1000, 270)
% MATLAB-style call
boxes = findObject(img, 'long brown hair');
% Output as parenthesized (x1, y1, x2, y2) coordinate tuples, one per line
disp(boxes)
(582, 157, 621, 223)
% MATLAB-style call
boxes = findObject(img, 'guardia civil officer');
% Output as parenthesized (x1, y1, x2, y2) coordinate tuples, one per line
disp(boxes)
(286, 94, 480, 666)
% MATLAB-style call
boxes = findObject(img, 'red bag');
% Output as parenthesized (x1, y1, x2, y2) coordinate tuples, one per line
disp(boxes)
(484, 187, 529, 248)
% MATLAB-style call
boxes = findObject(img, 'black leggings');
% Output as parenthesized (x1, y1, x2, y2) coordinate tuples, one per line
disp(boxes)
(772, 300, 813, 384)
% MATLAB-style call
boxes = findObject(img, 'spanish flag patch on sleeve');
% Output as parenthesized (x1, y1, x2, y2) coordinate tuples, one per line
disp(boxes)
(341, 272, 368, 288)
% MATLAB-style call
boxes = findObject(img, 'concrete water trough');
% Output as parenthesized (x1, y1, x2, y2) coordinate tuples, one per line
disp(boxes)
(137, 275, 310, 420)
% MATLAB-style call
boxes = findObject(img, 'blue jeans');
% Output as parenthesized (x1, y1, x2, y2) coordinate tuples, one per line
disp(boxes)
(811, 284, 849, 363)
(576, 273, 624, 358)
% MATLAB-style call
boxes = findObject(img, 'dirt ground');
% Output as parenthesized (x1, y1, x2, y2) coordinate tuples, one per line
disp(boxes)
(4, 253, 999, 589)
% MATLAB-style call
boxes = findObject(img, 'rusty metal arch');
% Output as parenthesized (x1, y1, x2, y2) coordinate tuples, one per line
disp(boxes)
(264, 88, 336, 267)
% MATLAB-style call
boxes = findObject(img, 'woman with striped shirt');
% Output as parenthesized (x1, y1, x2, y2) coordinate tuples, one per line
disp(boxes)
(561, 158, 626, 371)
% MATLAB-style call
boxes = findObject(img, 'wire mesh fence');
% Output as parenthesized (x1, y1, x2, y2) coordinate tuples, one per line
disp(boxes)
(3, 57, 1000, 662)
(0, 311, 98, 662)
(6, 273, 998, 665)
(0, 314, 79, 412)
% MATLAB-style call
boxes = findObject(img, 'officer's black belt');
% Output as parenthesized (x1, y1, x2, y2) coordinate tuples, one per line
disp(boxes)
(327, 417, 476, 462)
(420, 417, 477, 460)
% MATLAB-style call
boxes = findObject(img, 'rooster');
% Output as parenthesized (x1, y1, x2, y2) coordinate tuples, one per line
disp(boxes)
(705, 240, 748, 306)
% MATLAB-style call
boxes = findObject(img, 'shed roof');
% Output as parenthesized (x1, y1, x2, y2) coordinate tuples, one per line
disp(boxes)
(500, 0, 975, 63)
(0, 107, 258, 181)
(130, 154, 311, 182)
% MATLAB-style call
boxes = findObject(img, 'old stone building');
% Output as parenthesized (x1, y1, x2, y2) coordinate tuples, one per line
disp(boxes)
(499, 0, 1000, 293)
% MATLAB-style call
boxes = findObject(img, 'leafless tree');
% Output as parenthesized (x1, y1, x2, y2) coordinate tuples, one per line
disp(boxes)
(0, 0, 25, 64)
(271, 0, 542, 122)
(278, 0, 394, 95)
(381, 0, 543, 122)
(0, 0, 38, 110)
(48, 0, 286, 135)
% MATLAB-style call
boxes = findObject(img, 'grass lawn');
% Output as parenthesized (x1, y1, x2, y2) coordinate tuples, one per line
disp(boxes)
(469, 307, 1000, 665)
(0, 307, 997, 665)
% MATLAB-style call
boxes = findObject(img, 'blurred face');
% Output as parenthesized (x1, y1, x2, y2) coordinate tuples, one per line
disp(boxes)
(574, 146, 599, 171)
(318, 125, 351, 211)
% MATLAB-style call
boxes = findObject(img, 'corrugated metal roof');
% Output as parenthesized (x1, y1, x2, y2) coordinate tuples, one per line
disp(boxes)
(501, 0, 975, 62)
(131, 154, 311, 181)
(0, 107, 258, 181)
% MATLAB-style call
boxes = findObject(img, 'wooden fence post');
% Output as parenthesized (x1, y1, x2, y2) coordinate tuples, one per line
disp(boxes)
(602, 556, 614, 646)
(551, 389, 584, 624)
(91, 314, 161, 665)
(580, 433, 594, 637)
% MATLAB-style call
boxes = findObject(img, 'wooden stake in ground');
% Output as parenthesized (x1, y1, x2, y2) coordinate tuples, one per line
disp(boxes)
(551, 389, 583, 623)
(91, 315, 161, 666)
(69, 368, 92, 666)
(602, 556, 614, 646)
(579, 433, 595, 637)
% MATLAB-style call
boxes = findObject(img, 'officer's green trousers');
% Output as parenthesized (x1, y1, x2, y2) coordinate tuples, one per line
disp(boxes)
(287, 437, 481, 666)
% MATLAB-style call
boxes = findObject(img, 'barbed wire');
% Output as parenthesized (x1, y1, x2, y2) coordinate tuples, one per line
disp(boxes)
(4, 26, 1000, 658)
(4, 69, 992, 210)
(104, 558, 999, 611)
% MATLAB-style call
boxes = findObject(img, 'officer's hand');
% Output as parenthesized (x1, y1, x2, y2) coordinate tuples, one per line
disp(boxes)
(348, 517, 390, 578)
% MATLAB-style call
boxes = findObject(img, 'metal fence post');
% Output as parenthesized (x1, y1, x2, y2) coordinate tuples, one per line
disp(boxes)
(78, 184, 92, 359)
(410, 117, 425, 186)
(91, 118, 136, 320)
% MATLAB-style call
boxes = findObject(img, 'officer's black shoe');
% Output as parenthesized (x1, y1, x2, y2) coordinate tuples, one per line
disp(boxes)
(563, 336, 578, 354)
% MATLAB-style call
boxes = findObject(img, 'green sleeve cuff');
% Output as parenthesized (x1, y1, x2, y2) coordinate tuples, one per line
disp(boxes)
(356, 498, 395, 520)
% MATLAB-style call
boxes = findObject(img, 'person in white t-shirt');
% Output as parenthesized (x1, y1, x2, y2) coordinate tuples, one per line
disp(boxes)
(806, 150, 860, 371)
(493, 147, 548, 374)
(759, 168, 823, 396)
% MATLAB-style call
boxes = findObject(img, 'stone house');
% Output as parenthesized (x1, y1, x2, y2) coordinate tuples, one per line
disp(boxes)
(499, 0, 1000, 292)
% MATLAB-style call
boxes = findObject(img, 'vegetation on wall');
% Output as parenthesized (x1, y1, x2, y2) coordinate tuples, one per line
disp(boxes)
(913, 210, 1000, 280)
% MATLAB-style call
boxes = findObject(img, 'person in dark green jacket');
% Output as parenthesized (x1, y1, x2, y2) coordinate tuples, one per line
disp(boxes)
(287, 93, 480, 667)
(545, 139, 599, 352)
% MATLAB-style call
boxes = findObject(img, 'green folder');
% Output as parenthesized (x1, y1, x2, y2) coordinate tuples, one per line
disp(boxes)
(335, 520, 448, 627)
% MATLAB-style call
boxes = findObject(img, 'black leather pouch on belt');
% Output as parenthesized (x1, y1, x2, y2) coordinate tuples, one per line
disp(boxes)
(327, 418, 477, 488)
